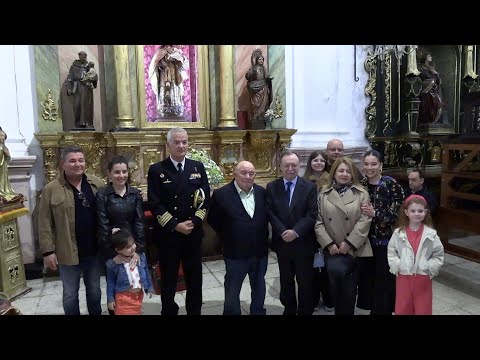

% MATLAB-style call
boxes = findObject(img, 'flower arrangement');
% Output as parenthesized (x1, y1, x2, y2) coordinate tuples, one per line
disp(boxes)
(265, 109, 274, 129)
(186, 148, 224, 186)
(265, 109, 274, 118)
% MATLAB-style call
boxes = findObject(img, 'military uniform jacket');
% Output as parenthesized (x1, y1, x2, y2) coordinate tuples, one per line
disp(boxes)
(147, 157, 210, 240)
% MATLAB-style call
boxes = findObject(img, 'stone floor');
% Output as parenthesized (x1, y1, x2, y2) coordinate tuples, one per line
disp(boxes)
(11, 252, 480, 315)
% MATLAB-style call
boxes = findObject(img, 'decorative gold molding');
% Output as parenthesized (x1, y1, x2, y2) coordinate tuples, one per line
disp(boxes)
(35, 129, 297, 190)
(3, 221, 17, 251)
(383, 53, 392, 136)
(75, 140, 105, 180)
(41, 89, 58, 122)
(219, 144, 240, 179)
(143, 148, 163, 177)
(44, 147, 58, 183)
(364, 55, 377, 138)
(214, 130, 246, 180)
(136, 45, 210, 129)
(273, 93, 284, 119)
(244, 130, 277, 176)
(384, 140, 391, 166)
(117, 147, 141, 186)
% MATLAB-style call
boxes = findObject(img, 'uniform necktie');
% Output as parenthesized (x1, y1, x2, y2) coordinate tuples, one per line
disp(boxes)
(177, 163, 183, 172)
(286, 181, 293, 206)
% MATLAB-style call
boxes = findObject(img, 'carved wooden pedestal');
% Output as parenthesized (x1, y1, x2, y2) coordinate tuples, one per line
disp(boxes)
(0, 208, 31, 300)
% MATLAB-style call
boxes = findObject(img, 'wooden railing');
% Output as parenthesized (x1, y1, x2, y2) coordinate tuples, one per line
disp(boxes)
(438, 142, 480, 262)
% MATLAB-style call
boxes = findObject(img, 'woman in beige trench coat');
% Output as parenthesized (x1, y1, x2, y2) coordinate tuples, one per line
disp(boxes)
(315, 157, 372, 315)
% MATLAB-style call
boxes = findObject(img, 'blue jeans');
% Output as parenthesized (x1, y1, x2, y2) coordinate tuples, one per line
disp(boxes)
(59, 255, 102, 315)
(223, 255, 268, 315)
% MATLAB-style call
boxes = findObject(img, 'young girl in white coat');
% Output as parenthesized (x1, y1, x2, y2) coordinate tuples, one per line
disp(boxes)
(387, 194, 444, 315)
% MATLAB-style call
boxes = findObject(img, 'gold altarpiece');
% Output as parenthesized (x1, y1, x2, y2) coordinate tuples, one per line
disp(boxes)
(365, 45, 468, 171)
(365, 45, 478, 188)
(364, 44, 480, 262)
(34, 45, 295, 258)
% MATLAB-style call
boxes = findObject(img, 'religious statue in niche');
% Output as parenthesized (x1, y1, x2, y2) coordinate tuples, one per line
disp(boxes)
(417, 51, 445, 125)
(0, 127, 23, 205)
(148, 45, 189, 118)
(66, 51, 98, 129)
(245, 49, 273, 130)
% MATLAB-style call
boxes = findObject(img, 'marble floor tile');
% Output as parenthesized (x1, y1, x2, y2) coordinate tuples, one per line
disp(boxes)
(42, 280, 63, 296)
(202, 272, 222, 290)
(201, 304, 224, 315)
(265, 277, 281, 297)
(36, 293, 64, 315)
(458, 301, 480, 315)
(204, 260, 225, 273)
(264, 264, 280, 279)
(264, 296, 284, 315)
(443, 253, 469, 265)
(11, 252, 480, 316)
(142, 302, 161, 315)
(22, 286, 44, 299)
(433, 299, 458, 314)
(12, 296, 40, 315)
(210, 270, 226, 285)
(202, 263, 210, 274)
(268, 254, 278, 264)
(437, 307, 473, 315)
(200, 287, 224, 309)
(27, 278, 45, 290)
(269, 252, 277, 261)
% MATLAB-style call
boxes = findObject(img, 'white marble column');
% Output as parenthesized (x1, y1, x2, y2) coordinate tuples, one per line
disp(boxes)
(285, 45, 370, 149)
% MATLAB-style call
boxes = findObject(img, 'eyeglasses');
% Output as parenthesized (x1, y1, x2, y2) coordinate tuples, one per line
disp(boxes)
(78, 191, 90, 208)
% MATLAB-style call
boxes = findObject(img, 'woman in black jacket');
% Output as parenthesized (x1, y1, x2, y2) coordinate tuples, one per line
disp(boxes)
(96, 155, 145, 314)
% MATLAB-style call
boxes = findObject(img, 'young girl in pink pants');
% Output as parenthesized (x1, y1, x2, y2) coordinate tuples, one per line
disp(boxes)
(387, 194, 444, 315)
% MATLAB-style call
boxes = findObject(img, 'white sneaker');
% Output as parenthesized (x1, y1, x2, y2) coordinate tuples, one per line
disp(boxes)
(324, 306, 334, 312)
(354, 306, 370, 315)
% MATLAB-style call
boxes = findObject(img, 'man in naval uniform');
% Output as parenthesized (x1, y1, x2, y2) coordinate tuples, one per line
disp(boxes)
(147, 127, 210, 315)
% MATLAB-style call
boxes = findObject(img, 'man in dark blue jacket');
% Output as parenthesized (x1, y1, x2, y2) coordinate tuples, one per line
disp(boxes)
(208, 161, 269, 315)
(266, 151, 318, 315)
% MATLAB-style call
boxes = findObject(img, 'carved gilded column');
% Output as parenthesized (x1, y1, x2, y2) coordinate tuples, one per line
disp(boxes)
(243, 130, 278, 178)
(216, 45, 238, 129)
(113, 45, 136, 129)
(404, 45, 422, 137)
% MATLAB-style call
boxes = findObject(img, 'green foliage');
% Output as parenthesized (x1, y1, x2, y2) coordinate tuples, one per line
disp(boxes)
(186, 148, 224, 186)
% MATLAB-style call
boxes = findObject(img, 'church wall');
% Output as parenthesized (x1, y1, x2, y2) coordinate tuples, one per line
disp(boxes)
(285, 45, 370, 149)
(268, 45, 286, 129)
